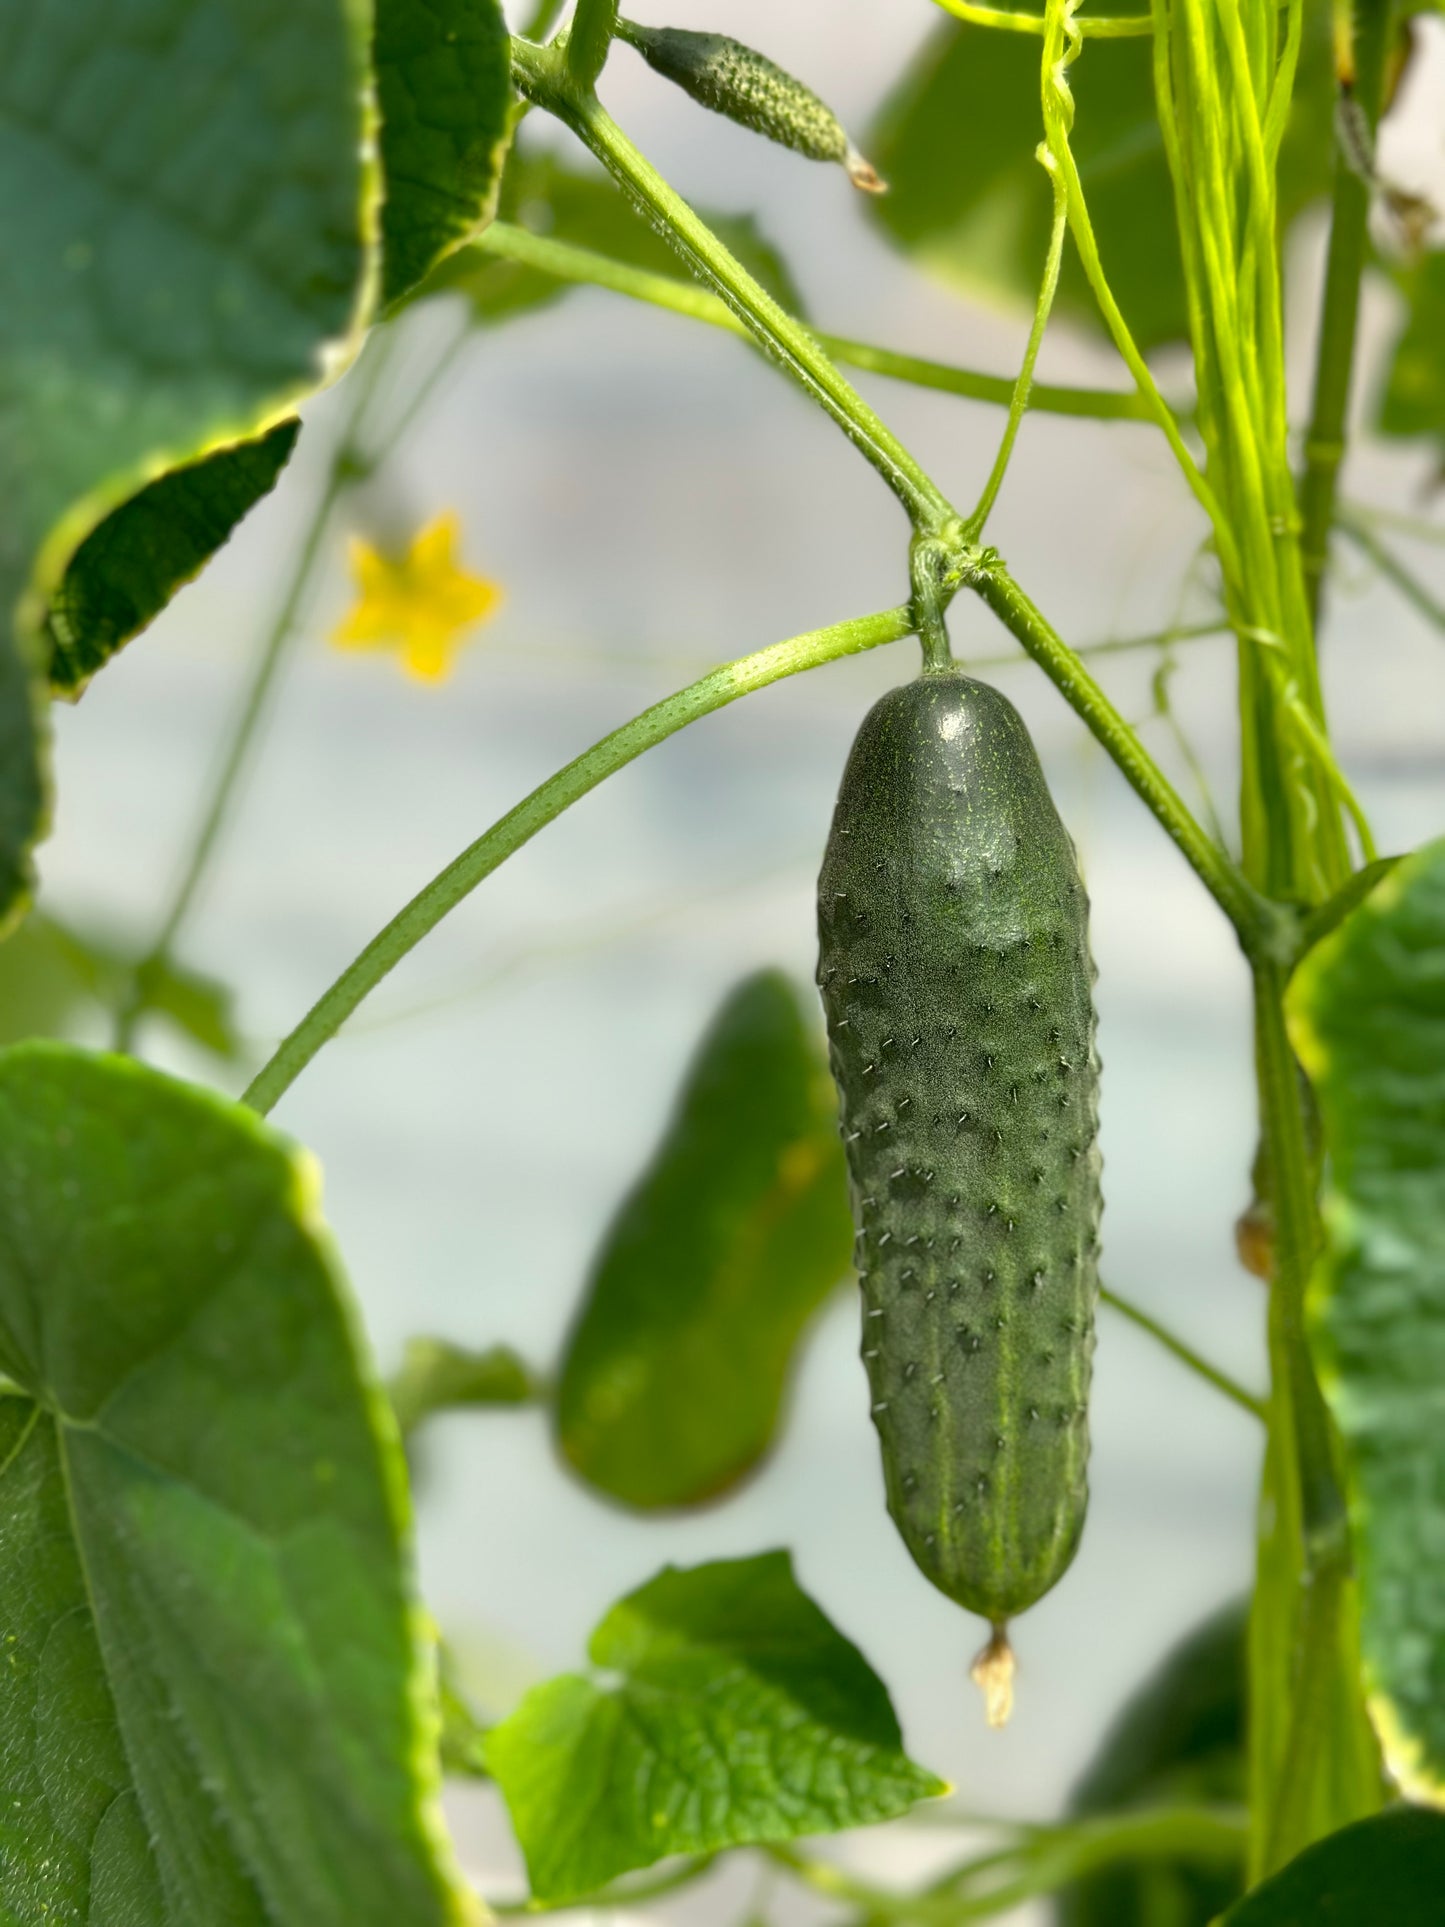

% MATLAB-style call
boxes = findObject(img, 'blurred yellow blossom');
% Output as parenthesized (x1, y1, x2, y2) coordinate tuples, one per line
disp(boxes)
(331, 512, 502, 681)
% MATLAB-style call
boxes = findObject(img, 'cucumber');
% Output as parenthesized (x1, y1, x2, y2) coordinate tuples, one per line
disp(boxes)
(614, 19, 884, 191)
(817, 671, 1101, 1646)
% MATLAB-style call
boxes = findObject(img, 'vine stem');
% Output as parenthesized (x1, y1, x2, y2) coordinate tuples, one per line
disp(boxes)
(1251, 961, 1356, 1874)
(241, 606, 913, 1114)
(966, 561, 1274, 953)
(566, 0, 617, 86)
(964, 151, 1070, 538)
(1298, 0, 1397, 630)
(935, 0, 1156, 34)
(1339, 511, 1445, 631)
(1100, 1285, 1266, 1420)
(768, 1804, 1247, 1925)
(492, 1855, 717, 1916)
(470, 222, 1155, 422)
(508, 36, 955, 532)
(519, 0, 567, 41)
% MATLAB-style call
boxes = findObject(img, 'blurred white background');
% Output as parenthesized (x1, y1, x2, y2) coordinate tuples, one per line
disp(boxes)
(40, 2, 1445, 1919)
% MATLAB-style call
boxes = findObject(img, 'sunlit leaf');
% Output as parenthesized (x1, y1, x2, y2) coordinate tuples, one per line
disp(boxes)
(46, 422, 300, 696)
(556, 970, 852, 1509)
(486, 1550, 945, 1902)
(1289, 837, 1445, 1803)
(375, 0, 513, 308)
(1220, 1807, 1445, 1923)
(0, 1042, 475, 1922)
(0, 0, 374, 926)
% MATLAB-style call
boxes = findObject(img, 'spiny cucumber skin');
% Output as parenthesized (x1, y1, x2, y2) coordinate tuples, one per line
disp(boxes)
(817, 674, 1101, 1624)
(619, 25, 850, 164)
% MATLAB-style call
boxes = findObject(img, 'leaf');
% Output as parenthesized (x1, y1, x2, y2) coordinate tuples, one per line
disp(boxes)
(389, 1336, 541, 1439)
(0, 1042, 476, 1924)
(0, 913, 240, 1061)
(1056, 1600, 1248, 1925)
(1379, 250, 1445, 456)
(867, 11, 1334, 352)
(485, 1550, 945, 1902)
(556, 970, 852, 1510)
(1219, 1807, 1445, 1923)
(45, 421, 300, 696)
(1288, 837, 1445, 1803)
(375, 0, 513, 308)
(0, 0, 374, 926)
(420, 139, 807, 324)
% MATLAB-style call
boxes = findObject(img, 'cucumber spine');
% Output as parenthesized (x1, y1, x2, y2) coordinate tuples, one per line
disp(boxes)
(817, 672, 1101, 1626)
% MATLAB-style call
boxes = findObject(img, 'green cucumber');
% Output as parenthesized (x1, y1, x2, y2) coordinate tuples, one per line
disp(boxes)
(817, 671, 1101, 1664)
(614, 19, 885, 192)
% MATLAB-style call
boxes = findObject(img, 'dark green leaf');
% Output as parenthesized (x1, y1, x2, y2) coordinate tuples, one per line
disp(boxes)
(46, 421, 299, 696)
(485, 1550, 945, 1902)
(1057, 1601, 1248, 1925)
(419, 139, 807, 323)
(1289, 838, 1445, 1802)
(438, 1647, 492, 1781)
(1379, 250, 1445, 455)
(375, 0, 513, 308)
(0, 1043, 474, 1923)
(0, 0, 373, 926)
(556, 970, 852, 1509)
(1220, 1807, 1445, 1923)
(867, 11, 1333, 352)
(0, 913, 240, 1061)
(389, 1336, 541, 1439)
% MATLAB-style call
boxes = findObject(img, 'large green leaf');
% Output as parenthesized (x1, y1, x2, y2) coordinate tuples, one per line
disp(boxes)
(556, 970, 852, 1509)
(1220, 1807, 1445, 1923)
(1057, 1601, 1248, 1925)
(867, 9, 1333, 352)
(375, 0, 513, 308)
(0, 1043, 475, 1924)
(0, 0, 374, 927)
(485, 1550, 945, 1902)
(420, 139, 807, 324)
(46, 420, 300, 696)
(1379, 250, 1445, 457)
(1289, 838, 1445, 1804)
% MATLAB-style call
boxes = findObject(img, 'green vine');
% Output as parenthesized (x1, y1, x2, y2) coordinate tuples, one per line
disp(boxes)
(242, 605, 914, 1114)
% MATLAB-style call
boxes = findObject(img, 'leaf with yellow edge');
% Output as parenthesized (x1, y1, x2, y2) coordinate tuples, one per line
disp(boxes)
(1288, 837, 1445, 1803)
(0, 0, 376, 928)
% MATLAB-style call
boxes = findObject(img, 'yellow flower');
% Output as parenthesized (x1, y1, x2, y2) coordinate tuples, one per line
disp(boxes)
(331, 512, 503, 682)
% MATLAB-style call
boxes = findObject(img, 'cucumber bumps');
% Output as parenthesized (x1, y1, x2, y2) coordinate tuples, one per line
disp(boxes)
(817, 672, 1101, 1694)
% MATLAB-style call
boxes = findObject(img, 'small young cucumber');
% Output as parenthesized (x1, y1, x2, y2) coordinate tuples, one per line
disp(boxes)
(614, 19, 884, 191)
(817, 672, 1101, 1640)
